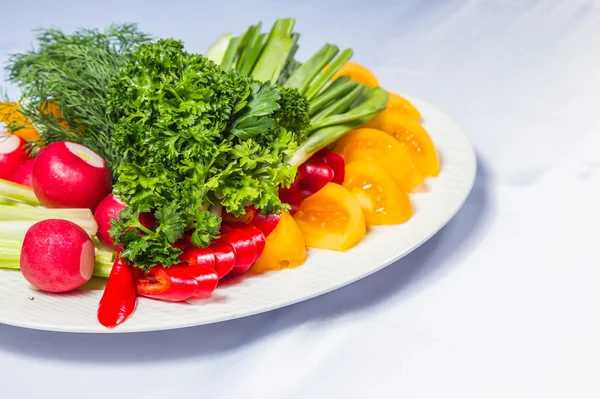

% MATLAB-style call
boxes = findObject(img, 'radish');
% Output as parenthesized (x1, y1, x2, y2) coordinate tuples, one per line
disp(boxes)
(32, 141, 112, 211)
(0, 131, 28, 180)
(8, 158, 35, 187)
(94, 194, 127, 250)
(20, 219, 95, 293)
(94, 193, 158, 251)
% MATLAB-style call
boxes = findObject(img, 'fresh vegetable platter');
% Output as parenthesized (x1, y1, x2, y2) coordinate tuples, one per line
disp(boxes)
(0, 19, 476, 332)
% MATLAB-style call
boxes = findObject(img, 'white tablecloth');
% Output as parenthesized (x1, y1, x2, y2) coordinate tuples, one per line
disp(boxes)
(2, 1, 599, 398)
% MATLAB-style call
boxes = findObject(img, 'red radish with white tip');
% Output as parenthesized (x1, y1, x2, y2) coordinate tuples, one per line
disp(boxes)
(20, 219, 95, 293)
(0, 131, 28, 179)
(94, 194, 158, 251)
(32, 141, 112, 211)
(94, 194, 127, 250)
(8, 158, 35, 187)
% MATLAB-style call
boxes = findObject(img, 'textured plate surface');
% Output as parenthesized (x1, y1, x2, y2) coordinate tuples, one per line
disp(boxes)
(0, 97, 476, 333)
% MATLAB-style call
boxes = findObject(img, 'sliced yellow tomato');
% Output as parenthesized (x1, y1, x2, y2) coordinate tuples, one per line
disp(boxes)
(251, 212, 307, 274)
(364, 110, 440, 177)
(386, 92, 421, 121)
(293, 183, 366, 251)
(0, 102, 40, 141)
(331, 61, 379, 88)
(343, 160, 413, 225)
(333, 128, 424, 192)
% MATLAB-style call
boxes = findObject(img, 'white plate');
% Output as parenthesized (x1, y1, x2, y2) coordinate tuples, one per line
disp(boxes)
(0, 97, 476, 333)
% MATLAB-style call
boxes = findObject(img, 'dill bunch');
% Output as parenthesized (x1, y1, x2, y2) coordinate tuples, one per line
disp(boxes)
(5, 24, 151, 174)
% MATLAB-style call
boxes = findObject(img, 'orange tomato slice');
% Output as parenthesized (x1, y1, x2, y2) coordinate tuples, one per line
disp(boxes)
(332, 61, 379, 88)
(293, 183, 366, 251)
(364, 110, 440, 177)
(343, 160, 413, 225)
(0, 102, 40, 141)
(333, 128, 424, 192)
(386, 92, 421, 121)
(251, 212, 307, 273)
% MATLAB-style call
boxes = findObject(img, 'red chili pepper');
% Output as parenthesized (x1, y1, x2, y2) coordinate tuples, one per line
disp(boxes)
(97, 256, 137, 328)
(278, 184, 303, 215)
(136, 265, 198, 302)
(181, 264, 219, 299)
(294, 162, 335, 198)
(310, 148, 345, 185)
(219, 228, 257, 276)
(208, 240, 236, 278)
(251, 211, 281, 237)
(224, 223, 265, 261)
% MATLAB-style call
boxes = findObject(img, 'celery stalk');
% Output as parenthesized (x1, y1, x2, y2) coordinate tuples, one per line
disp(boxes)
(206, 33, 235, 65)
(250, 18, 295, 82)
(220, 37, 241, 71)
(0, 179, 40, 206)
(0, 238, 114, 278)
(236, 23, 263, 75)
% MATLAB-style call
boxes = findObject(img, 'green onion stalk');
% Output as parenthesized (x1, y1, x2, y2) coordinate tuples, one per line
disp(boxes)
(205, 17, 389, 167)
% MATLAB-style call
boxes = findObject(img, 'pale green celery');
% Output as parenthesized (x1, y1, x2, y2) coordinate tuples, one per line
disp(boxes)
(309, 87, 389, 132)
(250, 18, 295, 82)
(312, 84, 366, 122)
(236, 23, 263, 75)
(220, 37, 241, 71)
(0, 238, 114, 278)
(0, 179, 40, 206)
(288, 121, 363, 167)
(284, 44, 339, 94)
(0, 197, 14, 205)
(304, 49, 353, 100)
(206, 33, 235, 65)
(309, 80, 358, 117)
(0, 205, 99, 238)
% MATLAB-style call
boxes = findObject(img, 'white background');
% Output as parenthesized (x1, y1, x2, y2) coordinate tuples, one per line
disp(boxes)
(1, 0, 599, 398)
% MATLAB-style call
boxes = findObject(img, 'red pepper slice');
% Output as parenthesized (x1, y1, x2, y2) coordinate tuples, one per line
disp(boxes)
(219, 228, 257, 276)
(97, 256, 137, 328)
(222, 206, 256, 224)
(294, 162, 335, 198)
(310, 148, 345, 185)
(224, 223, 265, 261)
(136, 265, 198, 302)
(208, 240, 236, 278)
(179, 247, 215, 268)
(251, 211, 281, 237)
(181, 264, 219, 299)
(278, 184, 302, 215)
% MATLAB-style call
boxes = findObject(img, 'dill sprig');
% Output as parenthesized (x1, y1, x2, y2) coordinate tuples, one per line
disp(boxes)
(4, 23, 151, 174)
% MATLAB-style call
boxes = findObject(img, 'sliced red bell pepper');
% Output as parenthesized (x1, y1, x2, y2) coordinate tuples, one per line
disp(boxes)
(136, 265, 198, 302)
(294, 162, 335, 198)
(278, 183, 303, 215)
(219, 228, 257, 276)
(97, 256, 137, 328)
(251, 211, 281, 237)
(179, 247, 215, 268)
(310, 148, 345, 185)
(222, 206, 256, 224)
(181, 264, 219, 299)
(208, 240, 236, 278)
(224, 223, 265, 261)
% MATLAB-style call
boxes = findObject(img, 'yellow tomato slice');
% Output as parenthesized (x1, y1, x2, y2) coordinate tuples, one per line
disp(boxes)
(343, 160, 413, 225)
(331, 61, 379, 88)
(333, 128, 424, 192)
(293, 183, 366, 251)
(0, 102, 40, 141)
(251, 212, 307, 274)
(386, 92, 421, 121)
(364, 110, 440, 177)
